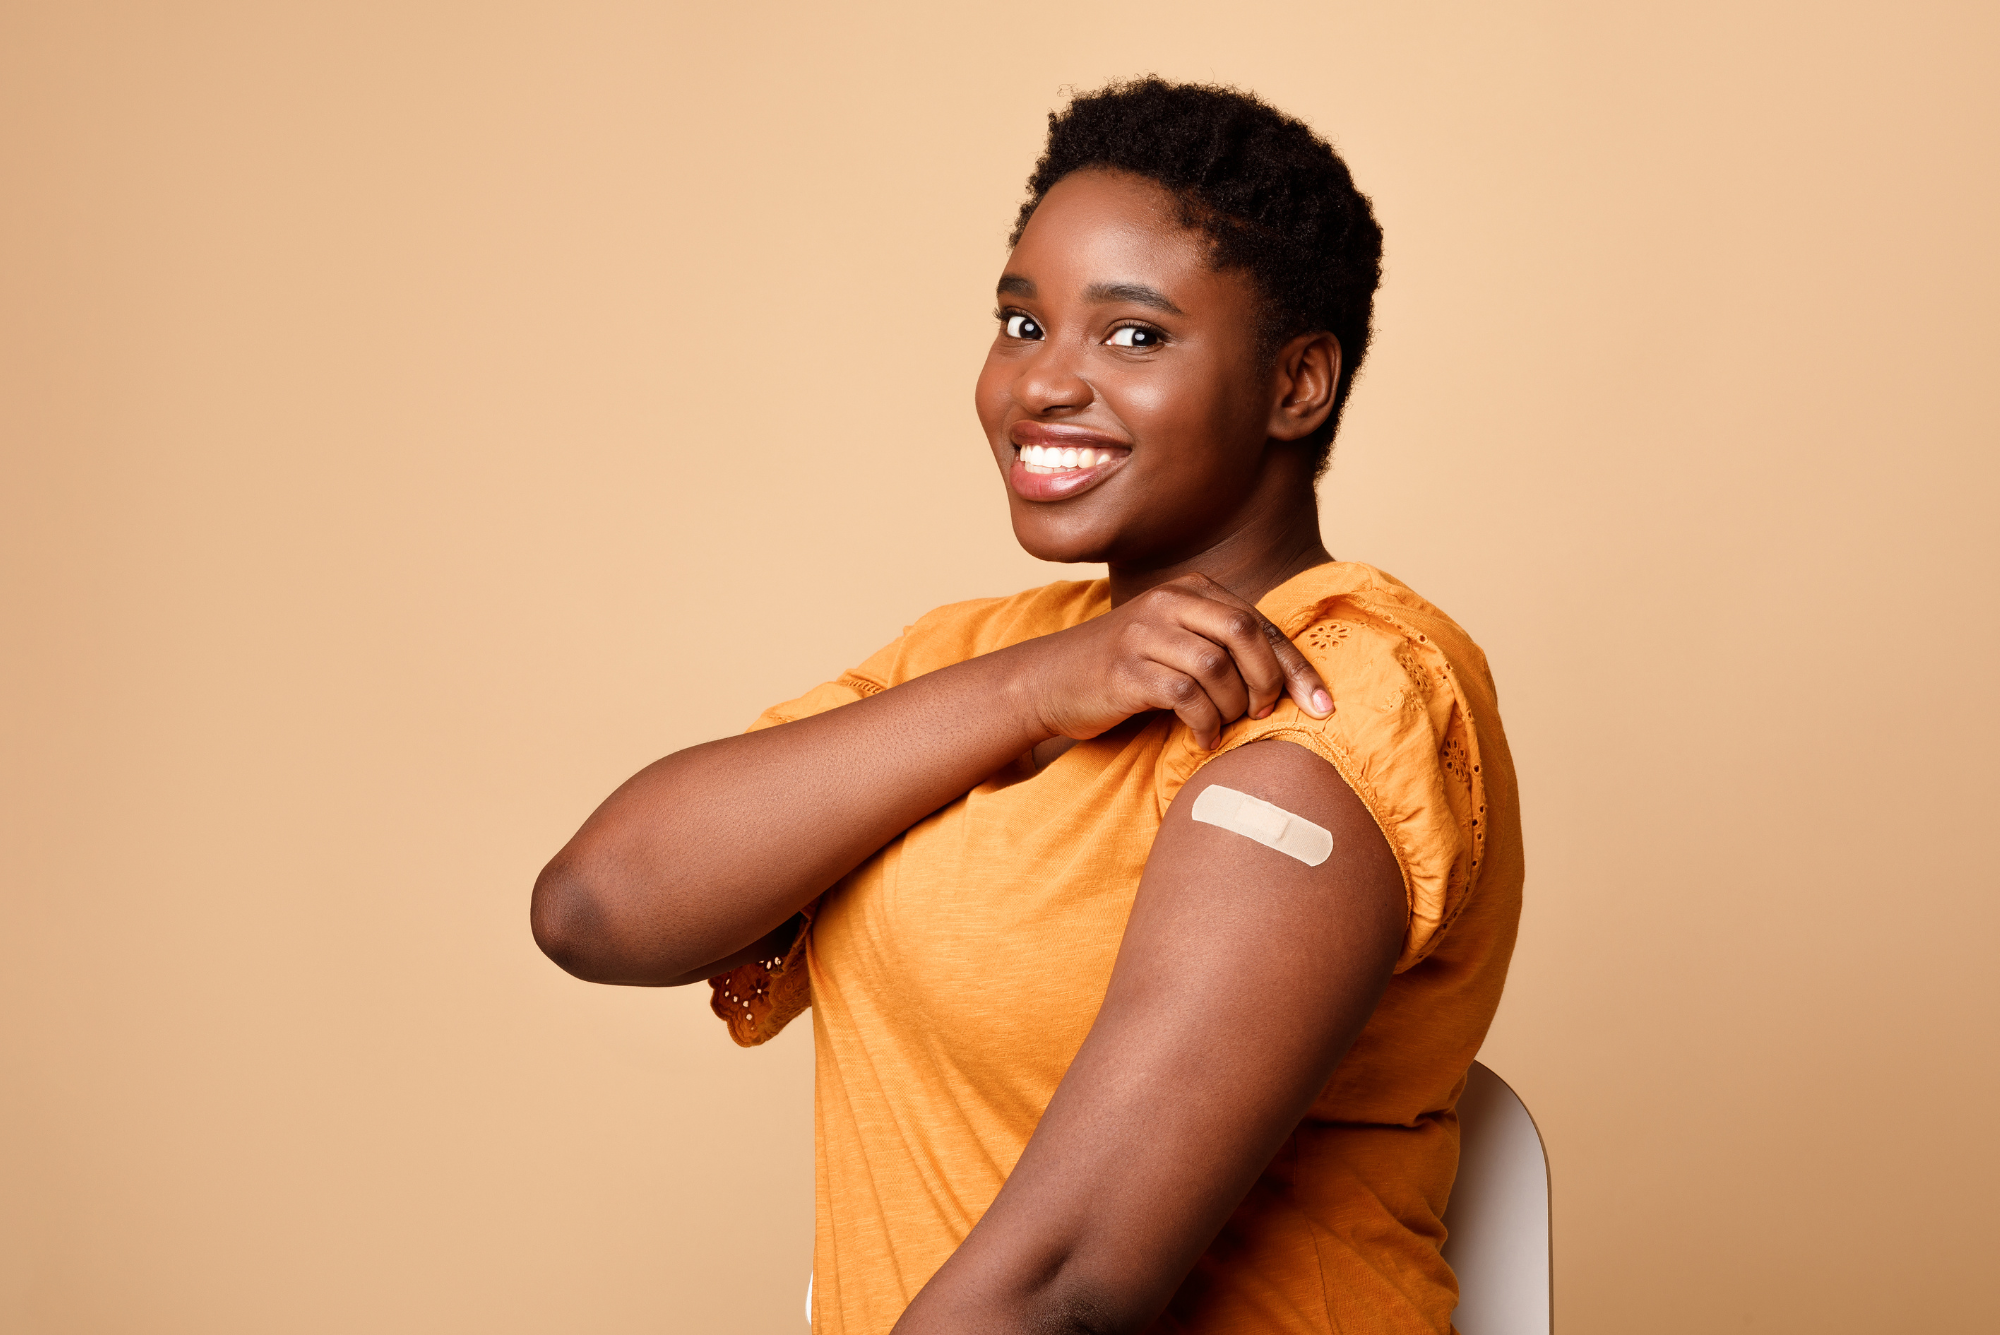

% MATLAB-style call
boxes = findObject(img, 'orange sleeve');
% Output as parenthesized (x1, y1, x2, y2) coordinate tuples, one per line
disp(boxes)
(711, 581, 1110, 1044)
(1155, 606, 1490, 972)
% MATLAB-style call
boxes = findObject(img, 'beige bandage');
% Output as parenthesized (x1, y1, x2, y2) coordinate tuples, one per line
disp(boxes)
(1189, 784, 1334, 867)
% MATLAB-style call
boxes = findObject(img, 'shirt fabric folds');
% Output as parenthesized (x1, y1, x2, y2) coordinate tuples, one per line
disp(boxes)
(709, 562, 1524, 1335)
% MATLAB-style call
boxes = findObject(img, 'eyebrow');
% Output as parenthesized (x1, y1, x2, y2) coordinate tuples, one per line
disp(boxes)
(1083, 281, 1184, 315)
(993, 274, 1185, 316)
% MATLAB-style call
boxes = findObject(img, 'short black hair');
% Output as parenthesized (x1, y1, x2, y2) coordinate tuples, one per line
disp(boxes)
(1011, 78, 1384, 471)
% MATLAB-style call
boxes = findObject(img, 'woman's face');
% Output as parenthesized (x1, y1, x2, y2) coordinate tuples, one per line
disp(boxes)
(975, 168, 1287, 568)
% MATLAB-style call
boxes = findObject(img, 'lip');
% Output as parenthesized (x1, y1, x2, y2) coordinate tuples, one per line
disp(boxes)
(1006, 421, 1132, 503)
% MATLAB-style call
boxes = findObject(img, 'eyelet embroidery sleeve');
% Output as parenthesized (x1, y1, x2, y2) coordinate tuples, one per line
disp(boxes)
(709, 902, 818, 1046)
(1155, 598, 1489, 972)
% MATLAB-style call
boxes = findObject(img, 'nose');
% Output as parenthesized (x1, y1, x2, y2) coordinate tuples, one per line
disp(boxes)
(1013, 340, 1093, 416)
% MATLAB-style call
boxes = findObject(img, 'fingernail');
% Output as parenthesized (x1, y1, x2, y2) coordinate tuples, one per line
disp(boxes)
(1312, 689, 1332, 714)
(1254, 705, 1273, 719)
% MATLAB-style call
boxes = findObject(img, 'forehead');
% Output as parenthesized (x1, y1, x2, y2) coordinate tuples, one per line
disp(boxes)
(1006, 168, 1242, 304)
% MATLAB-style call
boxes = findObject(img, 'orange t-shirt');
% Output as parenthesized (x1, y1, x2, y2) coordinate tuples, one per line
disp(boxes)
(711, 562, 1523, 1335)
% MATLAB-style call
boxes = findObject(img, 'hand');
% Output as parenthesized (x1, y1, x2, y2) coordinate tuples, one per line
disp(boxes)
(1022, 574, 1333, 750)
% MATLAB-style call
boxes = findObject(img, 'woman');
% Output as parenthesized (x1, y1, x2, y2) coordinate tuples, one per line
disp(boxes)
(533, 78, 1522, 1335)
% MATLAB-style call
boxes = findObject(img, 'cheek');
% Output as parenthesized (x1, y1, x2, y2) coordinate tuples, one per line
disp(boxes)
(973, 353, 1010, 436)
(1092, 365, 1192, 446)
(1108, 362, 1249, 455)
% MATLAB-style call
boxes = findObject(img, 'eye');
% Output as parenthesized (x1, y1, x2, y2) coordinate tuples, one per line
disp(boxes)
(1002, 313, 1043, 340)
(1106, 324, 1163, 348)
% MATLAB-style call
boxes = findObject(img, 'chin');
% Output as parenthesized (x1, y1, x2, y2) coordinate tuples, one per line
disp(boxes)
(1009, 514, 1119, 567)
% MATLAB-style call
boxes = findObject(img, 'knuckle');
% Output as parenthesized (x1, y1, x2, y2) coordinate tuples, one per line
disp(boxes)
(1195, 650, 1230, 680)
(1223, 611, 1259, 642)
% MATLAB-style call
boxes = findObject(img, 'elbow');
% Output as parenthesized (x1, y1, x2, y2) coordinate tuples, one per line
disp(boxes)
(530, 850, 713, 985)
(531, 855, 619, 983)
(1028, 1293, 1122, 1335)
(912, 1255, 1136, 1335)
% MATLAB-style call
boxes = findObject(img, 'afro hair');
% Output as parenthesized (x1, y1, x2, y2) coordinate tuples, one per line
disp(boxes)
(1011, 78, 1384, 468)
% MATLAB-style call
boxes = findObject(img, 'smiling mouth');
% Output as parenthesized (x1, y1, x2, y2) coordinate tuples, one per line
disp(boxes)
(1007, 438, 1130, 502)
(1016, 442, 1127, 474)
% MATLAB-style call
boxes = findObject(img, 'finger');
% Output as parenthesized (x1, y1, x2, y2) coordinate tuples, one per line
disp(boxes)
(1162, 578, 1331, 721)
(1260, 620, 1333, 718)
(1160, 579, 1289, 720)
(1150, 629, 1252, 727)
(1199, 602, 1291, 720)
(1140, 663, 1225, 750)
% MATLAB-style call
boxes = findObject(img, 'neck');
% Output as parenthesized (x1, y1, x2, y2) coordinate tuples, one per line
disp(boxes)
(1106, 472, 1332, 608)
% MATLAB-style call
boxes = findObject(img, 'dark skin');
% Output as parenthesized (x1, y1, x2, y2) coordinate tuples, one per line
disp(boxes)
(531, 168, 1407, 1334)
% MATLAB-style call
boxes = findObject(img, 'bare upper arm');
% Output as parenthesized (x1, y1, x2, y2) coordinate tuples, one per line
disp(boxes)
(890, 737, 1406, 1335)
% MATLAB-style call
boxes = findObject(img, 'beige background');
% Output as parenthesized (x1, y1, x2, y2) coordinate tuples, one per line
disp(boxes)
(4, 2, 1995, 1331)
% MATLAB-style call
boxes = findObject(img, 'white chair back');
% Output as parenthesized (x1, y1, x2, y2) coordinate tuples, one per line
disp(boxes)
(1441, 1060, 1551, 1335)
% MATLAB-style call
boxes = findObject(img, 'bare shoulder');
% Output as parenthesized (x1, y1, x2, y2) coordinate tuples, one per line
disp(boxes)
(1139, 737, 1405, 965)
(1166, 737, 1390, 870)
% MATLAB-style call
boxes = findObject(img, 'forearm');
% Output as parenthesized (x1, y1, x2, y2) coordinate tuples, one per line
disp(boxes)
(531, 573, 1338, 987)
(532, 641, 1055, 984)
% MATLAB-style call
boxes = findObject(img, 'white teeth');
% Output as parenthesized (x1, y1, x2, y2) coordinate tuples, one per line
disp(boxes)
(1020, 442, 1123, 470)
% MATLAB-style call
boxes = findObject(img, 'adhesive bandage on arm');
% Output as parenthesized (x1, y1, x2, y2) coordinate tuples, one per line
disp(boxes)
(1189, 784, 1334, 867)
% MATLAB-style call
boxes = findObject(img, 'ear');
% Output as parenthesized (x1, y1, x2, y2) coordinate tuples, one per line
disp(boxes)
(1266, 332, 1342, 442)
